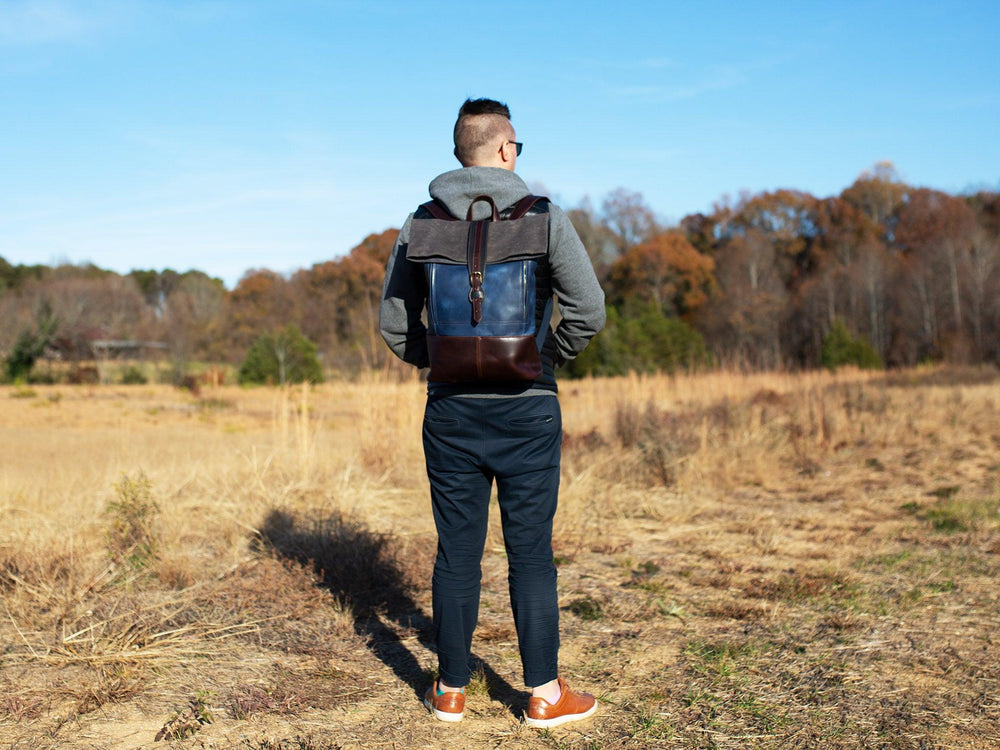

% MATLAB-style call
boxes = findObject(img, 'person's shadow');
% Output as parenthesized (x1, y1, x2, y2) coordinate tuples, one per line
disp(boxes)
(255, 508, 524, 713)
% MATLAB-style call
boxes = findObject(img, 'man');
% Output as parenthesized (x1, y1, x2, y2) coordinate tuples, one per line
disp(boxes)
(379, 98, 605, 727)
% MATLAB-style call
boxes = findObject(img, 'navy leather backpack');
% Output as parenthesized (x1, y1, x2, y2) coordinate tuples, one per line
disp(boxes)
(406, 194, 551, 383)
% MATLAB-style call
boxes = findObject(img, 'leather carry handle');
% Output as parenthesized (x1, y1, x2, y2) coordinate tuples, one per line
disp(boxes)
(464, 196, 498, 323)
(466, 195, 500, 222)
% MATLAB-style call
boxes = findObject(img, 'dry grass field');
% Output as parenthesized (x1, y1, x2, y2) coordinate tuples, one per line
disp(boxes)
(1, 366, 998, 749)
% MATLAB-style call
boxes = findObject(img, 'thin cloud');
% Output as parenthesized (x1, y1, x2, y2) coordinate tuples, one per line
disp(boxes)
(0, 0, 103, 45)
(0, 0, 238, 47)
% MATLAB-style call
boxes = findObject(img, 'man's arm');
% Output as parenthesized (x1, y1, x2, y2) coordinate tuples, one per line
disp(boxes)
(546, 204, 606, 366)
(379, 214, 430, 368)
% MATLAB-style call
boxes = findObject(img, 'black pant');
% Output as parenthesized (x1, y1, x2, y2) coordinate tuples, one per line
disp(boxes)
(422, 394, 562, 688)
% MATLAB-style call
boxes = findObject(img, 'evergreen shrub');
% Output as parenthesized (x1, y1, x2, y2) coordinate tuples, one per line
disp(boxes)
(821, 319, 883, 370)
(239, 324, 324, 385)
(567, 302, 712, 377)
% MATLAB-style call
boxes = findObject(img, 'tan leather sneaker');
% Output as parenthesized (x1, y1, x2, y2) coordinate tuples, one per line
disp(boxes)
(424, 682, 465, 722)
(525, 677, 597, 728)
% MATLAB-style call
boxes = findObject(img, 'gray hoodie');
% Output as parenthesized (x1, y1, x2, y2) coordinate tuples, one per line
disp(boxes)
(379, 166, 605, 395)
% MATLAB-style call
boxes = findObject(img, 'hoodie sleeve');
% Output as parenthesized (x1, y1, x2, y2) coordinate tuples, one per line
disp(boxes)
(546, 204, 606, 365)
(379, 214, 430, 369)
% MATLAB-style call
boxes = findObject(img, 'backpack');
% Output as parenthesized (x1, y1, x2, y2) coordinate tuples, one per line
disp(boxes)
(406, 194, 551, 383)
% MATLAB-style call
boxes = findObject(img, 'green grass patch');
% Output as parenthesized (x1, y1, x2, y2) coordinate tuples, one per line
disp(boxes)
(684, 638, 765, 678)
(922, 495, 999, 533)
(629, 704, 675, 741)
(198, 397, 236, 411)
(735, 691, 788, 731)
(567, 596, 604, 621)
(928, 484, 961, 499)
(854, 549, 912, 571)
(850, 544, 1000, 614)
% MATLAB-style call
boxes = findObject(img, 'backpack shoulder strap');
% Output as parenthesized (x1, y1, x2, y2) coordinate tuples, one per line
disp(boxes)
(418, 199, 457, 221)
(507, 195, 549, 220)
(420, 195, 549, 221)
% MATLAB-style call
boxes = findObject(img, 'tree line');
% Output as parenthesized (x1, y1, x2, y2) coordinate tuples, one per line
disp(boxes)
(2, 162, 998, 383)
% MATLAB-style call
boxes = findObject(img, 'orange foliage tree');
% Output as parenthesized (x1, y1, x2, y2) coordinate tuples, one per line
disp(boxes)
(607, 230, 716, 317)
(291, 228, 397, 372)
(222, 270, 298, 360)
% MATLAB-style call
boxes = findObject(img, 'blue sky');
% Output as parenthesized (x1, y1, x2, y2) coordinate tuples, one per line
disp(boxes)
(1, 0, 998, 288)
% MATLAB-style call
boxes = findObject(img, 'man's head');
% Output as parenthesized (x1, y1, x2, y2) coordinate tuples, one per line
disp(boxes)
(453, 98, 518, 170)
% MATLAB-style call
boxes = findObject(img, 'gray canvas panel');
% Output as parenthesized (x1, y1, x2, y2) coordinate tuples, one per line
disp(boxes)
(487, 214, 548, 263)
(407, 214, 548, 265)
(406, 220, 469, 263)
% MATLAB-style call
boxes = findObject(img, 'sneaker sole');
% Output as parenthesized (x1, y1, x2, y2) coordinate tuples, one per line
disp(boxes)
(424, 697, 463, 723)
(525, 702, 597, 728)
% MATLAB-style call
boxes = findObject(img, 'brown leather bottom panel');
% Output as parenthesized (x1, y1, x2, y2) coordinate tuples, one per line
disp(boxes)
(427, 335, 542, 383)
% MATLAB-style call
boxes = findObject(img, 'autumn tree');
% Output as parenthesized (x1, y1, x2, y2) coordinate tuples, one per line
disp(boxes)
(694, 190, 820, 367)
(803, 197, 893, 361)
(292, 228, 397, 373)
(566, 197, 618, 273)
(0, 256, 45, 291)
(222, 269, 298, 360)
(163, 272, 227, 363)
(129, 269, 182, 319)
(728, 189, 819, 287)
(841, 161, 908, 240)
(680, 212, 718, 256)
(601, 188, 659, 257)
(606, 230, 716, 318)
(965, 193, 1000, 361)
(699, 227, 788, 368)
(964, 226, 1000, 360)
(893, 188, 978, 360)
(42, 267, 153, 343)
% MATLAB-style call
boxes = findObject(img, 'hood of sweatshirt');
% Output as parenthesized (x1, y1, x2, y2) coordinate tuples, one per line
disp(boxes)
(428, 167, 531, 221)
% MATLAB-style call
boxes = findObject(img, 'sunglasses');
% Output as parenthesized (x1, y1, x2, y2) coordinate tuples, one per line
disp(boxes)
(507, 140, 523, 156)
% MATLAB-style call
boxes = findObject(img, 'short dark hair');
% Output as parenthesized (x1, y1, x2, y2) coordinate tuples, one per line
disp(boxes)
(457, 97, 511, 120)
(453, 98, 513, 166)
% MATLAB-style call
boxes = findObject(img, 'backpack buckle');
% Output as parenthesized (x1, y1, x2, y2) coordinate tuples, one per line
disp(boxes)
(469, 271, 485, 319)
(469, 271, 485, 303)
